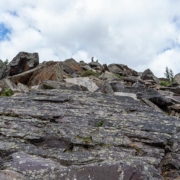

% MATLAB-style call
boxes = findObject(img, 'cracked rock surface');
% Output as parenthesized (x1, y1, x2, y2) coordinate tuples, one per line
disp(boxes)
(0, 89, 180, 179)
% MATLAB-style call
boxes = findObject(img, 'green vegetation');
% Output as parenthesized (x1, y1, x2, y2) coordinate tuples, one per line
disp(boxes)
(81, 70, 100, 77)
(115, 74, 124, 79)
(1, 89, 13, 96)
(164, 67, 175, 83)
(82, 137, 92, 143)
(96, 120, 104, 127)
(76, 136, 93, 143)
(160, 81, 169, 87)
(3, 59, 9, 66)
(133, 145, 141, 153)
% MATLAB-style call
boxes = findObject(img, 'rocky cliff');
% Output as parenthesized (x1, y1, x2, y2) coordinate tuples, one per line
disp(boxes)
(0, 52, 180, 179)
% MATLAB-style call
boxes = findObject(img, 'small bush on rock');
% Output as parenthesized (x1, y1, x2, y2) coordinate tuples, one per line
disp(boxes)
(1, 89, 13, 96)
(115, 74, 124, 79)
(81, 70, 100, 77)
(160, 81, 169, 87)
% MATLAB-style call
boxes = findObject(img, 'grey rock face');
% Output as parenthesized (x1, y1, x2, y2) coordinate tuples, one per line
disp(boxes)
(98, 71, 119, 81)
(0, 89, 179, 179)
(62, 58, 83, 75)
(43, 80, 86, 91)
(94, 82, 114, 94)
(108, 64, 138, 76)
(108, 82, 172, 107)
(141, 69, 160, 84)
(9, 52, 39, 76)
(65, 77, 98, 92)
(175, 73, 180, 85)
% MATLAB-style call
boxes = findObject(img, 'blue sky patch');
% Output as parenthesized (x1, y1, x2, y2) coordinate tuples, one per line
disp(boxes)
(173, 16, 180, 28)
(0, 23, 11, 41)
(9, 11, 18, 17)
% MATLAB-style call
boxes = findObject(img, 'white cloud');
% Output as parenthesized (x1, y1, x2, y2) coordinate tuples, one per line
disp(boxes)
(0, 0, 180, 77)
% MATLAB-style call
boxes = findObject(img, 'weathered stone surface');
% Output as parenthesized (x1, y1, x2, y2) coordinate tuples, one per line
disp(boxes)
(132, 82, 145, 88)
(17, 83, 29, 93)
(43, 80, 86, 91)
(112, 85, 173, 107)
(169, 104, 180, 112)
(94, 82, 114, 94)
(108, 64, 138, 76)
(175, 73, 180, 85)
(62, 58, 83, 75)
(141, 69, 160, 84)
(0, 78, 18, 92)
(141, 98, 165, 113)
(0, 170, 25, 180)
(81, 65, 93, 71)
(89, 76, 103, 87)
(27, 62, 64, 87)
(98, 71, 118, 81)
(9, 65, 42, 85)
(0, 89, 179, 179)
(160, 86, 180, 95)
(89, 61, 102, 68)
(123, 76, 145, 84)
(9, 52, 39, 76)
(114, 92, 138, 100)
(109, 81, 125, 92)
(65, 77, 98, 92)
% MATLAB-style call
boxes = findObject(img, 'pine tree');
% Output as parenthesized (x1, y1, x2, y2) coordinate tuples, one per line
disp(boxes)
(169, 69, 174, 82)
(3, 59, 9, 66)
(164, 67, 170, 81)
(164, 67, 174, 82)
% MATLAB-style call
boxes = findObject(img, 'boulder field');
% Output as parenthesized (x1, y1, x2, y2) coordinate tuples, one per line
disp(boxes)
(0, 52, 180, 179)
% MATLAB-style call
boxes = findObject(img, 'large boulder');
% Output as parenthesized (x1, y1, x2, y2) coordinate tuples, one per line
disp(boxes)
(108, 64, 138, 76)
(98, 71, 119, 81)
(0, 78, 29, 94)
(0, 78, 18, 92)
(27, 61, 64, 87)
(65, 77, 98, 92)
(62, 58, 84, 75)
(141, 69, 160, 84)
(111, 85, 172, 107)
(9, 65, 42, 85)
(43, 80, 86, 91)
(9, 52, 39, 76)
(174, 73, 180, 85)
(94, 82, 114, 94)
(160, 86, 180, 95)
(88, 61, 104, 72)
(123, 76, 144, 84)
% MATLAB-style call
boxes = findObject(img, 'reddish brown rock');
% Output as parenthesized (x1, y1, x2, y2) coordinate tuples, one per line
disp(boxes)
(9, 65, 42, 85)
(27, 61, 64, 86)
(62, 58, 84, 75)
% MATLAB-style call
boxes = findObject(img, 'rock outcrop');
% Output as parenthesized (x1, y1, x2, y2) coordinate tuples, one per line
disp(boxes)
(141, 69, 160, 84)
(0, 89, 179, 179)
(9, 52, 39, 76)
(108, 64, 139, 76)
(1, 52, 180, 179)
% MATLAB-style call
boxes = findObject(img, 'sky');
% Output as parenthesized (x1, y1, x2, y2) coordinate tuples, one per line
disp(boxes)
(0, 0, 180, 77)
